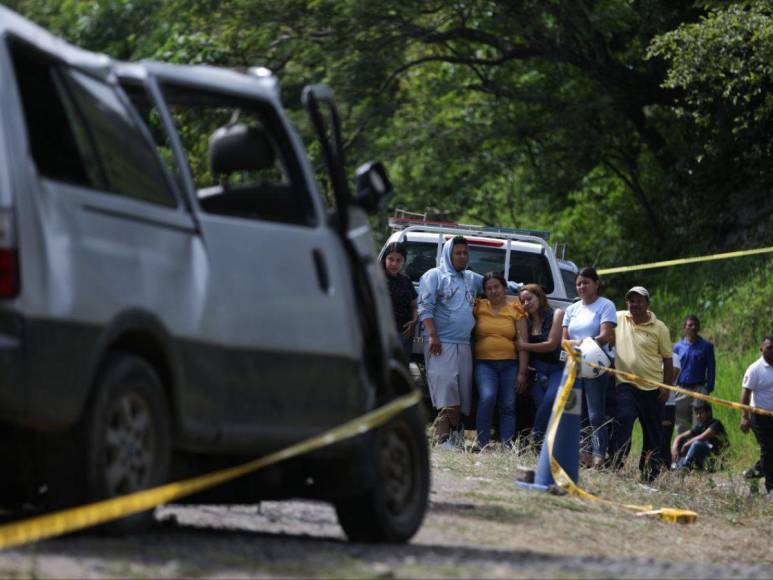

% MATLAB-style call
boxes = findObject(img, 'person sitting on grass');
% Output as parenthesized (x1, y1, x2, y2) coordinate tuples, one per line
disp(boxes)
(671, 400, 727, 471)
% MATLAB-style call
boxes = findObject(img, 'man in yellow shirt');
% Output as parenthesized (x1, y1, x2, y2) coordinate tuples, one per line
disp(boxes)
(608, 286, 673, 481)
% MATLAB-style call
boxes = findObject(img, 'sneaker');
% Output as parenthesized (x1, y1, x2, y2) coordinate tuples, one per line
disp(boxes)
(501, 440, 517, 453)
(438, 439, 461, 451)
(743, 466, 763, 479)
(447, 429, 465, 448)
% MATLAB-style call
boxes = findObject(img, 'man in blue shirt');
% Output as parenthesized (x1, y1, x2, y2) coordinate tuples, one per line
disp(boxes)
(672, 315, 716, 433)
(418, 236, 520, 446)
(418, 236, 476, 447)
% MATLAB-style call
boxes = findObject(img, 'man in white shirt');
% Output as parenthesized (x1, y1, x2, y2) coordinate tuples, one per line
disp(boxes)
(740, 335, 773, 495)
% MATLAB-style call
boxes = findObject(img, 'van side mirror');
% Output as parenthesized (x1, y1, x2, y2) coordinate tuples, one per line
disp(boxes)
(209, 123, 276, 174)
(355, 161, 393, 214)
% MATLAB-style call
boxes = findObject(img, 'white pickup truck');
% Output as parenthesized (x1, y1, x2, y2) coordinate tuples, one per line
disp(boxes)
(379, 212, 578, 408)
(381, 213, 578, 322)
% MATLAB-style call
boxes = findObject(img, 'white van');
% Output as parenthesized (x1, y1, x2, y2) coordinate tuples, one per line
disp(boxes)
(0, 6, 428, 542)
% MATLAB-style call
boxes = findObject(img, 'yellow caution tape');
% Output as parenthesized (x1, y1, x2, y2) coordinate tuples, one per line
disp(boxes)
(0, 391, 421, 551)
(636, 508, 698, 524)
(583, 359, 773, 418)
(543, 346, 698, 524)
(596, 246, 773, 275)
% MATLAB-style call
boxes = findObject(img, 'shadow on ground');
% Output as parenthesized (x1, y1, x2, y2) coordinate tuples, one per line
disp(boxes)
(5, 513, 772, 579)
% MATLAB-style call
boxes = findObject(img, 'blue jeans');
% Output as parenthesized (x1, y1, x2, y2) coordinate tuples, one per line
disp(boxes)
(751, 414, 773, 492)
(475, 359, 518, 446)
(399, 335, 413, 357)
(530, 359, 565, 443)
(609, 383, 665, 480)
(578, 375, 609, 459)
(676, 440, 712, 470)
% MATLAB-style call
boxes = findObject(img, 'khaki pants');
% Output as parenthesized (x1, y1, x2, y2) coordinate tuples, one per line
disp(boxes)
(674, 386, 707, 434)
(423, 342, 473, 416)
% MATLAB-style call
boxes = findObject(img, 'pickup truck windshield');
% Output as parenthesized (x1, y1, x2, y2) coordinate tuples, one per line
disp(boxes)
(403, 241, 554, 293)
(561, 268, 579, 299)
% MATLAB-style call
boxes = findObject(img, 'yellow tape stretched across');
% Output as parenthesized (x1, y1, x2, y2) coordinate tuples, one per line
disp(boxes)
(0, 391, 421, 551)
(548, 349, 773, 522)
(543, 346, 697, 524)
(596, 245, 773, 275)
(582, 359, 773, 418)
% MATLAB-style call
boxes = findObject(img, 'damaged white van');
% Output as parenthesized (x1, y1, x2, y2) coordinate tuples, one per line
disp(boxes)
(0, 6, 428, 542)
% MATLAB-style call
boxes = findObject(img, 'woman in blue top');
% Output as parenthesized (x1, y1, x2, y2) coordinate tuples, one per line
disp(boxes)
(517, 283, 565, 446)
(562, 267, 616, 469)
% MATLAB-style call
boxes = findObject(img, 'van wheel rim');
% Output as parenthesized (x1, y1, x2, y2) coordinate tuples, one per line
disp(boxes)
(103, 393, 154, 496)
(381, 430, 413, 514)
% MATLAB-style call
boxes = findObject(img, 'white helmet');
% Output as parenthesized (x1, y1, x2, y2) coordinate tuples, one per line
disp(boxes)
(578, 337, 611, 379)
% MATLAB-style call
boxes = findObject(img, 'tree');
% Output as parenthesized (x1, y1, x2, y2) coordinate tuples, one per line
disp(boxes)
(6, 0, 772, 266)
(649, 1, 773, 246)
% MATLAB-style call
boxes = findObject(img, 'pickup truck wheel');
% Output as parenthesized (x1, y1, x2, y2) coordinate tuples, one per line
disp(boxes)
(335, 406, 429, 543)
(84, 353, 170, 531)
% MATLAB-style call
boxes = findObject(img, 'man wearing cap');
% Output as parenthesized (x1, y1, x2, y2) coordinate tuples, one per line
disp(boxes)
(740, 335, 773, 496)
(608, 286, 673, 481)
(673, 315, 716, 433)
(671, 400, 727, 471)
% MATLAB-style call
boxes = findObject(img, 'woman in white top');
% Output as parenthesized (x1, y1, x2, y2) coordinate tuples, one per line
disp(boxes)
(562, 267, 616, 469)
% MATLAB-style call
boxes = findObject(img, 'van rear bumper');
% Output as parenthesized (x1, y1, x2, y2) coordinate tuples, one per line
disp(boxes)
(0, 310, 96, 431)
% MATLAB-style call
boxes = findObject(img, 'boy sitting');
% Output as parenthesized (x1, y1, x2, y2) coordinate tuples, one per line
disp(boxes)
(671, 400, 727, 471)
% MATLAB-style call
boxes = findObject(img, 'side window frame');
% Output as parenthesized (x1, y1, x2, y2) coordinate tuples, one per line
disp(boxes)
(506, 250, 555, 294)
(156, 82, 319, 228)
(7, 37, 180, 209)
(59, 68, 180, 208)
(118, 76, 192, 210)
(7, 37, 92, 187)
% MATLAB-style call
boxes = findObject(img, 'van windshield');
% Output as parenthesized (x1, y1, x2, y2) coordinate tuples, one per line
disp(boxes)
(402, 241, 554, 293)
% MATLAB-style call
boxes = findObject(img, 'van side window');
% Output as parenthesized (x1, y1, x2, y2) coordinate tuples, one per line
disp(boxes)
(120, 81, 187, 197)
(160, 84, 317, 227)
(8, 41, 176, 208)
(9, 42, 92, 186)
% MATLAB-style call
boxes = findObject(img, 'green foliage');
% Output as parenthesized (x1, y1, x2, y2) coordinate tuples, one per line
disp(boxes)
(648, 2, 773, 247)
(5, 0, 772, 262)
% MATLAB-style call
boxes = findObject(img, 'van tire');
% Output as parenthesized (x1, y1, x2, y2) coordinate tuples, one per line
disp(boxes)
(335, 405, 429, 543)
(83, 352, 170, 532)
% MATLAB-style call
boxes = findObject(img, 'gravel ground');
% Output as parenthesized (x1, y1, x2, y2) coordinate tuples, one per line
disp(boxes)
(0, 452, 771, 578)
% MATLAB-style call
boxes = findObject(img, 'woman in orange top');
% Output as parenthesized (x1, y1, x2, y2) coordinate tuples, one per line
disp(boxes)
(473, 272, 529, 448)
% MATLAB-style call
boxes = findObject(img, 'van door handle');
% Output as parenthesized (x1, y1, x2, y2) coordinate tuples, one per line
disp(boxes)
(312, 249, 330, 293)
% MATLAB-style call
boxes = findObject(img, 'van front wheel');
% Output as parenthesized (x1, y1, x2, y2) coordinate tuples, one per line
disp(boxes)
(335, 406, 429, 543)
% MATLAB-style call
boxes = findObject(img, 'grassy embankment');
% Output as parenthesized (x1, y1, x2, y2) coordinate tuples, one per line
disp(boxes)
(429, 442, 772, 568)
(429, 257, 773, 562)
(604, 255, 773, 469)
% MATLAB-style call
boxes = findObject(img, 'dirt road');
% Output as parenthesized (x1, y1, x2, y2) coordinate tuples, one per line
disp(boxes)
(1, 447, 771, 578)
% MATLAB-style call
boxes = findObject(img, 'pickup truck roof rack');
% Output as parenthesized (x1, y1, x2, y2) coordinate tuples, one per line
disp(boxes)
(388, 215, 551, 241)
